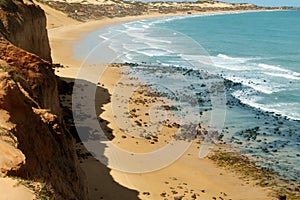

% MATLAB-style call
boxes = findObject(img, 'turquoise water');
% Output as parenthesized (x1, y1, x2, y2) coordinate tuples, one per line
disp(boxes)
(74, 10, 300, 181)
(75, 10, 300, 120)
(145, 10, 300, 120)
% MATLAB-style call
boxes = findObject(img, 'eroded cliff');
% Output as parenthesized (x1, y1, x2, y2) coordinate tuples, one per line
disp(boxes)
(0, 0, 87, 199)
(0, 0, 51, 62)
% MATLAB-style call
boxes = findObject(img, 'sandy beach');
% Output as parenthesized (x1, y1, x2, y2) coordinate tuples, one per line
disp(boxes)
(43, 2, 276, 199)
(48, 15, 173, 77)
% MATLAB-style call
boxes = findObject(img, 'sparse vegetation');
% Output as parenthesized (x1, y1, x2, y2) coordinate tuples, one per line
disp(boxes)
(10, 176, 53, 200)
(209, 149, 300, 199)
(34, 0, 283, 22)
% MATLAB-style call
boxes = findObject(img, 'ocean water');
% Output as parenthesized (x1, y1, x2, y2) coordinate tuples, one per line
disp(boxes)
(74, 10, 300, 181)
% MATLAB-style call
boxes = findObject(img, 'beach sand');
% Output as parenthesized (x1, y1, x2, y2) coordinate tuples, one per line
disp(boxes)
(0, 177, 36, 200)
(43, 2, 274, 199)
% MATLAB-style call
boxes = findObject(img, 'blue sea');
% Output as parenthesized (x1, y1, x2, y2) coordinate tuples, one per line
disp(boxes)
(74, 10, 300, 181)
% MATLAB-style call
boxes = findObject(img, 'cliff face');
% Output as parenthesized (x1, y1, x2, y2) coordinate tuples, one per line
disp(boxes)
(0, 0, 51, 62)
(0, 0, 87, 199)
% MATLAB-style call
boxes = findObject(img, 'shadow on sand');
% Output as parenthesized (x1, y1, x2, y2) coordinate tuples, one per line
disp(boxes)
(58, 77, 139, 200)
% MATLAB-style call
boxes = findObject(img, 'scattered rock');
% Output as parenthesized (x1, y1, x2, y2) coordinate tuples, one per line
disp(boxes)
(278, 194, 287, 200)
(160, 192, 166, 197)
(142, 191, 150, 195)
(174, 196, 184, 200)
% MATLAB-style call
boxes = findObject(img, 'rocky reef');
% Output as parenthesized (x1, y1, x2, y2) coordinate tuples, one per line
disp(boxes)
(0, 0, 88, 199)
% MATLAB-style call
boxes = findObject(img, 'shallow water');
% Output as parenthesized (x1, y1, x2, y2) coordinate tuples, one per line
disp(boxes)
(74, 10, 300, 181)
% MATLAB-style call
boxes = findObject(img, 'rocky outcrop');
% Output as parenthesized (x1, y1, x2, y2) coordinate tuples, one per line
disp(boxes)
(0, 0, 87, 199)
(0, 38, 60, 115)
(0, 0, 51, 62)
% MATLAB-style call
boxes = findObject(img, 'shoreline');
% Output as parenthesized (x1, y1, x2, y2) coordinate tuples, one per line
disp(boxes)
(62, 64, 274, 199)
(44, 3, 298, 199)
(117, 63, 300, 193)
(48, 8, 284, 78)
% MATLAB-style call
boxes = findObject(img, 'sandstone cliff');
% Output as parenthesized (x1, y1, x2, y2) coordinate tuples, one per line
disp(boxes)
(0, 0, 88, 199)
(0, 0, 51, 62)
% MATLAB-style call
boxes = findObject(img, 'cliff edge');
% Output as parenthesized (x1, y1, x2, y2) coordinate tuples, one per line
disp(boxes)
(0, 0, 51, 62)
(0, 0, 88, 199)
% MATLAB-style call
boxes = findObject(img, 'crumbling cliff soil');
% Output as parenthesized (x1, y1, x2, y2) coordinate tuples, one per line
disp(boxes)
(0, 0, 88, 199)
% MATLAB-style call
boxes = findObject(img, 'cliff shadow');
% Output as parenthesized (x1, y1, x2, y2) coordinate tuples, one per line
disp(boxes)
(58, 76, 139, 200)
